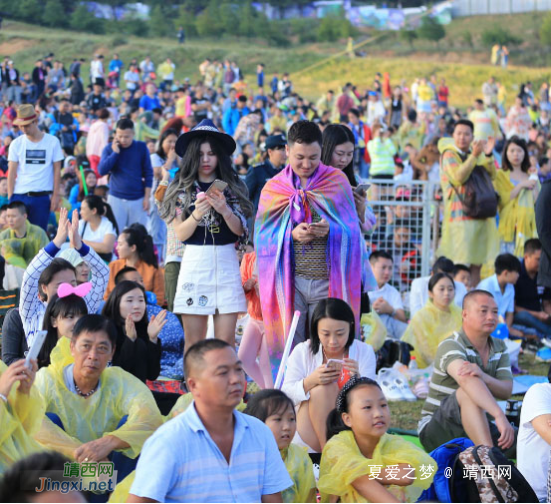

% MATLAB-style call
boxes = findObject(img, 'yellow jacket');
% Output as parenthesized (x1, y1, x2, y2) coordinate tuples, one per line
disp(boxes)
(0, 360, 45, 474)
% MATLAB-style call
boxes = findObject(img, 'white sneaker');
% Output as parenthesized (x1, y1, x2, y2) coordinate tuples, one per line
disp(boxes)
(541, 337, 551, 349)
(377, 368, 405, 401)
(393, 375, 417, 402)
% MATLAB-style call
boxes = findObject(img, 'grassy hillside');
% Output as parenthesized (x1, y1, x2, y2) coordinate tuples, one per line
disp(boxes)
(0, 14, 550, 109)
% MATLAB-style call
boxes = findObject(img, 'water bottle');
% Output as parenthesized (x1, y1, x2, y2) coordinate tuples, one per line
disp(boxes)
(408, 356, 418, 370)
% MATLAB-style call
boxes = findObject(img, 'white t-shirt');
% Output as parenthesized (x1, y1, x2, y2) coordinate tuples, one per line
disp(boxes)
(517, 382, 551, 501)
(79, 216, 117, 243)
(8, 133, 63, 193)
(368, 283, 404, 311)
(124, 71, 140, 91)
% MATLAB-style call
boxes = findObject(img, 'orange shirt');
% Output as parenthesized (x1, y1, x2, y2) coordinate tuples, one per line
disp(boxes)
(240, 252, 262, 321)
(105, 259, 165, 306)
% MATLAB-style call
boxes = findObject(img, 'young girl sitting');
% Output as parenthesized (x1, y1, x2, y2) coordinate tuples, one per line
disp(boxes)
(38, 283, 90, 369)
(319, 376, 435, 503)
(244, 389, 316, 503)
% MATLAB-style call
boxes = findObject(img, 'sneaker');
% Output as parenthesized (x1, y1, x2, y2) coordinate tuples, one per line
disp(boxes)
(524, 341, 543, 355)
(541, 337, 551, 349)
(377, 368, 404, 401)
(393, 375, 417, 402)
(536, 347, 551, 363)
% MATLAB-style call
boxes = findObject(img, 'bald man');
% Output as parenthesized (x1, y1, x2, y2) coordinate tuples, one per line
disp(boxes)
(417, 290, 516, 456)
(128, 339, 292, 503)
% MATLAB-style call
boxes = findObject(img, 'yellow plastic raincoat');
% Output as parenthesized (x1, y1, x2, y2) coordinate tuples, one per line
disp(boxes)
(318, 431, 436, 503)
(0, 361, 46, 474)
(495, 170, 539, 257)
(437, 138, 499, 265)
(281, 444, 317, 503)
(402, 301, 462, 369)
(34, 360, 163, 460)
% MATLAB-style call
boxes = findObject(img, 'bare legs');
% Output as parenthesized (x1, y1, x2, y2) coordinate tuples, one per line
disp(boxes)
(238, 319, 273, 389)
(296, 381, 340, 453)
(456, 387, 494, 446)
(182, 312, 239, 360)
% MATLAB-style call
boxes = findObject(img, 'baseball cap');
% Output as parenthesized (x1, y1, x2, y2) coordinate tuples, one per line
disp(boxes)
(265, 134, 287, 150)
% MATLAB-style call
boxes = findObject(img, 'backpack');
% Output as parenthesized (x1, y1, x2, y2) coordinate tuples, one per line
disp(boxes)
(419, 437, 475, 503)
(451, 445, 538, 503)
(445, 150, 499, 219)
(375, 339, 413, 372)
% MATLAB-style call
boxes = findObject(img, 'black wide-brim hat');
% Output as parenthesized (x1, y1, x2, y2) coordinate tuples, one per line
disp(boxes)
(175, 118, 236, 157)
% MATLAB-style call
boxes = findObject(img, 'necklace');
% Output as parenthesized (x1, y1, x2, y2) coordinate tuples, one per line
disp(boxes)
(322, 347, 346, 362)
(74, 379, 98, 397)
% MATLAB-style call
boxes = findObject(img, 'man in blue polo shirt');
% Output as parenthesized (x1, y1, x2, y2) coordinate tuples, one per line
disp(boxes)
(128, 339, 292, 503)
(98, 118, 152, 230)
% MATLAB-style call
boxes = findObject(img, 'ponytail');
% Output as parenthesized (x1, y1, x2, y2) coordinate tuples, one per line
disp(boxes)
(326, 408, 350, 442)
(123, 224, 158, 269)
(83, 195, 119, 236)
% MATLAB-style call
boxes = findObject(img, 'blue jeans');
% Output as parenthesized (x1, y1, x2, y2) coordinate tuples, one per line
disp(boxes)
(10, 193, 50, 231)
(513, 310, 551, 337)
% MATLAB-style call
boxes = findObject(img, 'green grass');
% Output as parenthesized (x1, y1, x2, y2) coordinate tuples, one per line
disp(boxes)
(2, 14, 551, 109)
(390, 352, 548, 431)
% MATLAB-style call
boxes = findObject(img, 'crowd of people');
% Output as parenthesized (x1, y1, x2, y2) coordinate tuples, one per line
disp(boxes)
(0, 49, 550, 503)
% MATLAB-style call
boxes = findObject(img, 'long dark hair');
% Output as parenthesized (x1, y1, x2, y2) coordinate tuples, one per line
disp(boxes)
(83, 194, 119, 235)
(502, 135, 531, 173)
(160, 134, 253, 222)
(78, 169, 97, 202)
(39, 294, 88, 368)
(243, 389, 295, 422)
(309, 298, 356, 355)
(121, 224, 157, 268)
(156, 128, 179, 161)
(326, 376, 382, 441)
(321, 124, 356, 188)
(101, 280, 148, 339)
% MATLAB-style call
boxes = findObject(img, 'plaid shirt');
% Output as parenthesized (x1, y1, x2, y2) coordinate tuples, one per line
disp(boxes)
(20, 242, 109, 347)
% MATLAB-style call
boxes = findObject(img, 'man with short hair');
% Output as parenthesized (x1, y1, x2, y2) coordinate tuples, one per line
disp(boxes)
(438, 119, 498, 287)
(90, 54, 105, 87)
(108, 53, 124, 87)
(7, 104, 63, 230)
(128, 339, 292, 503)
(0, 200, 48, 268)
(222, 95, 249, 137)
(256, 120, 368, 361)
(418, 290, 515, 456)
(98, 118, 153, 230)
(86, 82, 107, 115)
(31, 60, 45, 101)
(482, 76, 498, 106)
(35, 314, 163, 466)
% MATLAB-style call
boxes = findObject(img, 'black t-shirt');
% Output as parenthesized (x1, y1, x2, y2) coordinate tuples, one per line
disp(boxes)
(515, 261, 541, 312)
(191, 95, 209, 122)
(185, 181, 239, 246)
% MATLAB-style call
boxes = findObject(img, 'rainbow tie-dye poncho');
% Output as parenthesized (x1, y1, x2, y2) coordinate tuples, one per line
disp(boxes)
(254, 163, 374, 378)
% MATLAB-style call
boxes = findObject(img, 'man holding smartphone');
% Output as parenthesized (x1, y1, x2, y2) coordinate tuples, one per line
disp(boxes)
(98, 118, 153, 231)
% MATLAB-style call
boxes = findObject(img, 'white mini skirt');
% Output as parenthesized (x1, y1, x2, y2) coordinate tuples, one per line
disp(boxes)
(173, 244, 247, 315)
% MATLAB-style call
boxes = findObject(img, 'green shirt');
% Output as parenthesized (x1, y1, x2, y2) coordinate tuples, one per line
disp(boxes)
(0, 221, 49, 268)
(419, 329, 512, 431)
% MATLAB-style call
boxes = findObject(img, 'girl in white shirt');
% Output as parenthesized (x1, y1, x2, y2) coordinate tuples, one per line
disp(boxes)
(282, 298, 376, 454)
(78, 195, 118, 262)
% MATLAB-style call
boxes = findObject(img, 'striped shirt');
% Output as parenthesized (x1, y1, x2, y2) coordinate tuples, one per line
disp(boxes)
(20, 242, 109, 347)
(130, 402, 293, 503)
(419, 330, 512, 432)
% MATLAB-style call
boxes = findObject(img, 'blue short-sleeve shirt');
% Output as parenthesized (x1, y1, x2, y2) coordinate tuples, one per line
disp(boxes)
(129, 402, 293, 502)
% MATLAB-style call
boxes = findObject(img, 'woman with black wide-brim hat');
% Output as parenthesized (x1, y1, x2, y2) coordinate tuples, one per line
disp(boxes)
(158, 119, 253, 354)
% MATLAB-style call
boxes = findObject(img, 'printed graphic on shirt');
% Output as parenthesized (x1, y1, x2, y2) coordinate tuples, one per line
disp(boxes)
(26, 149, 46, 165)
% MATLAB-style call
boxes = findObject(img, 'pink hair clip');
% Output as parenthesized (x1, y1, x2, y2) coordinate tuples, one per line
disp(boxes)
(57, 282, 92, 299)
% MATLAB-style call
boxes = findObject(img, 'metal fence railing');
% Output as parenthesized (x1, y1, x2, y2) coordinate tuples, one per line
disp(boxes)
(363, 179, 441, 305)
